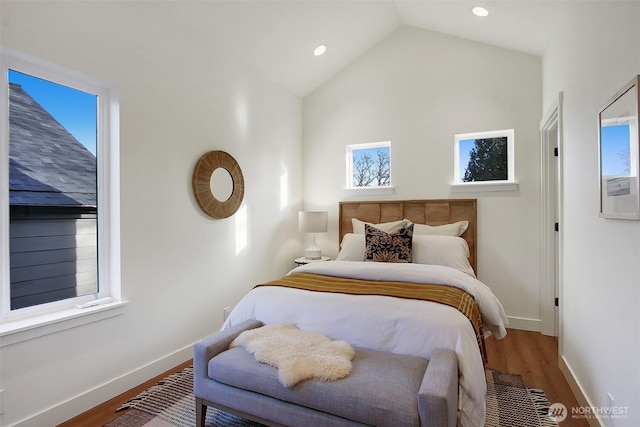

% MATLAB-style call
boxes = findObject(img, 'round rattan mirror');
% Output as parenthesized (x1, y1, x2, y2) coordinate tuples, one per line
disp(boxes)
(192, 150, 244, 219)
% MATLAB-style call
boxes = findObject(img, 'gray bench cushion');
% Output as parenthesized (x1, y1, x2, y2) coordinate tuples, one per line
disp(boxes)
(209, 346, 429, 427)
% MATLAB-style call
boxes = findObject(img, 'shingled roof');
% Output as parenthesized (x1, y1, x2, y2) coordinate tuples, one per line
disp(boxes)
(9, 82, 97, 207)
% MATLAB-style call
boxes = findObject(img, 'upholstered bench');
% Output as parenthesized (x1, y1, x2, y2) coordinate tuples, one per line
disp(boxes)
(194, 320, 458, 427)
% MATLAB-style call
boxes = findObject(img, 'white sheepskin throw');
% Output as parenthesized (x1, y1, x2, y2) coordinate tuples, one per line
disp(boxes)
(230, 323, 355, 388)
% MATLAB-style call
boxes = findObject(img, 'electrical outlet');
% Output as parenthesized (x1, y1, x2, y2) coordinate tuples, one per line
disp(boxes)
(223, 306, 232, 321)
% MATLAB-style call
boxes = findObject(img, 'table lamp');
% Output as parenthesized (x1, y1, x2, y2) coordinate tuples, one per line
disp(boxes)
(298, 211, 328, 260)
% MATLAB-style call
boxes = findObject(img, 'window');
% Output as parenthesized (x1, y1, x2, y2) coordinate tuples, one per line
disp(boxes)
(1, 47, 120, 324)
(346, 141, 391, 189)
(453, 129, 517, 191)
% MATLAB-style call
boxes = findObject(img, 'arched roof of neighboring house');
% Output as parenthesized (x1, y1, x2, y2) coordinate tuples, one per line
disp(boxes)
(8, 82, 97, 207)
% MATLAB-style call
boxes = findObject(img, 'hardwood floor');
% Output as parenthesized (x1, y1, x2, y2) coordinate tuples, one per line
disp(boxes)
(60, 329, 587, 426)
(57, 360, 193, 427)
(485, 328, 589, 427)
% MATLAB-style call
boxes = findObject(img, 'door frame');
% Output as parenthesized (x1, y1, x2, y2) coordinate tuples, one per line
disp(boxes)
(539, 92, 564, 337)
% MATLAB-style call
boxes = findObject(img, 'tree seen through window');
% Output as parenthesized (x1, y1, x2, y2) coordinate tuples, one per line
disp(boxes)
(352, 147, 390, 187)
(462, 137, 508, 182)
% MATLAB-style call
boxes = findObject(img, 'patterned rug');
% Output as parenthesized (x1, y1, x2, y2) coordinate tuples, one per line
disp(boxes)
(485, 369, 558, 427)
(105, 367, 558, 427)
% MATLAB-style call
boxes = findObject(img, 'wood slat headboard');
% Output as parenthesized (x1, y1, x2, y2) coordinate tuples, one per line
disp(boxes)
(339, 199, 477, 272)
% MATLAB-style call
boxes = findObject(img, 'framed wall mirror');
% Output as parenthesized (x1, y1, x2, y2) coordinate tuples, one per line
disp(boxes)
(599, 75, 640, 220)
(192, 150, 244, 219)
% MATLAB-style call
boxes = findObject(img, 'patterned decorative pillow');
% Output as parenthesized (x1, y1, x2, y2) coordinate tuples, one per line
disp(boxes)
(364, 223, 414, 263)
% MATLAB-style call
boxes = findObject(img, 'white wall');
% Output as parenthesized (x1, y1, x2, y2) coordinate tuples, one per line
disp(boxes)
(303, 26, 542, 329)
(541, 2, 640, 425)
(0, 2, 303, 425)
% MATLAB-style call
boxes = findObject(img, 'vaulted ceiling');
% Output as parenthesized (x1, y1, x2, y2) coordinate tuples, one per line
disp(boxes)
(53, 1, 577, 97)
(161, 0, 566, 97)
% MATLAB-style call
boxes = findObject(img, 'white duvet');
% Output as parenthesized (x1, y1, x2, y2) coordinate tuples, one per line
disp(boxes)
(222, 261, 509, 427)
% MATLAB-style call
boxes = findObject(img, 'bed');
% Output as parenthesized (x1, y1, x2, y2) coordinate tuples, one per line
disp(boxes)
(221, 199, 508, 427)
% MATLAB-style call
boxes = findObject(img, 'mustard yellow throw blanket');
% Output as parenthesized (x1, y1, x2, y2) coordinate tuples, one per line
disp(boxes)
(258, 272, 487, 362)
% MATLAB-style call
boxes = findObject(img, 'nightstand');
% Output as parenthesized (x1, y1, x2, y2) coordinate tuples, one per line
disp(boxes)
(294, 256, 330, 266)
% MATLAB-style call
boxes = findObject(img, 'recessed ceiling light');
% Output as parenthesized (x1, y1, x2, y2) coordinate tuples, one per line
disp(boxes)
(472, 6, 489, 17)
(313, 45, 327, 56)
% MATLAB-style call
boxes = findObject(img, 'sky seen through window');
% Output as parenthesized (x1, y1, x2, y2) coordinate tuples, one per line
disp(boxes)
(9, 70, 97, 155)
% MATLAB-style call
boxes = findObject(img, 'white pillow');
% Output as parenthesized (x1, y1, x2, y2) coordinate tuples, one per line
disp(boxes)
(412, 235, 476, 277)
(338, 233, 476, 277)
(336, 233, 365, 261)
(352, 218, 409, 234)
(406, 220, 469, 237)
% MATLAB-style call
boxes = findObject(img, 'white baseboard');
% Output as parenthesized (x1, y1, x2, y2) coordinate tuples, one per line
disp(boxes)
(558, 356, 602, 427)
(506, 316, 541, 332)
(12, 345, 193, 427)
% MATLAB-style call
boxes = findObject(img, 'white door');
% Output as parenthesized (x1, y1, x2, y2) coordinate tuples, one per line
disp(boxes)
(540, 93, 563, 337)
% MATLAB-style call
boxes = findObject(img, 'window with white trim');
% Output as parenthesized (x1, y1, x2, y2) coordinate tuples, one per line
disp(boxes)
(453, 129, 516, 189)
(346, 141, 391, 189)
(1, 47, 120, 322)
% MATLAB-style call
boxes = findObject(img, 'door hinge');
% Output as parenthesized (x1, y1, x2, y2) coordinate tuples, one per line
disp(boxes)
(554, 147, 559, 157)
(555, 297, 559, 307)
(554, 222, 559, 232)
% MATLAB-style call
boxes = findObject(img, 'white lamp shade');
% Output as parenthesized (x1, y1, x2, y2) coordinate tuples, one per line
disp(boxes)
(298, 211, 328, 233)
(299, 211, 328, 260)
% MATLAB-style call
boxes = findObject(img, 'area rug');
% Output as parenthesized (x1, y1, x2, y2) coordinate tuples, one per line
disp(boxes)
(485, 369, 558, 427)
(105, 367, 558, 427)
(105, 367, 264, 427)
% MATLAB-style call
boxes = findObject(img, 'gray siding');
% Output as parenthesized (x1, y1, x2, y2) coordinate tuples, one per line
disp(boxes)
(10, 213, 97, 310)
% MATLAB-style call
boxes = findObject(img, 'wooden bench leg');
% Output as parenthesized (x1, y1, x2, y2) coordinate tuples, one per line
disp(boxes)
(196, 397, 207, 427)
